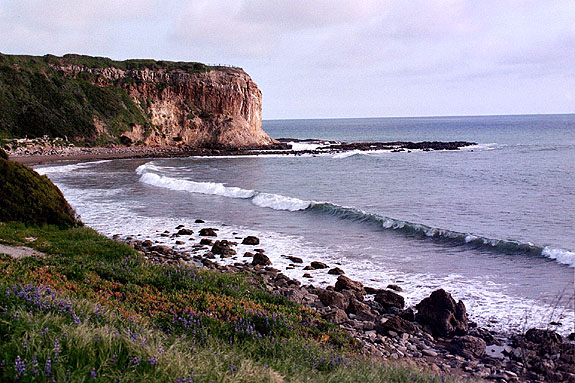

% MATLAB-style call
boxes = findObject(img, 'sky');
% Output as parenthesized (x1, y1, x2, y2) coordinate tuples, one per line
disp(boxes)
(0, 0, 574, 119)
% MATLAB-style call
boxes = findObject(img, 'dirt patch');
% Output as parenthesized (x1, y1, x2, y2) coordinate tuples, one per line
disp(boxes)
(0, 244, 45, 259)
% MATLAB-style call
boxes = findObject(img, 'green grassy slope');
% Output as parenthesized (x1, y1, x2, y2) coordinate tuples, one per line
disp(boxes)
(0, 223, 450, 383)
(0, 150, 80, 227)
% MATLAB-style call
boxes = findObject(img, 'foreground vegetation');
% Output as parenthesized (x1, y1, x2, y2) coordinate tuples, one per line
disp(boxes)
(0, 223, 450, 382)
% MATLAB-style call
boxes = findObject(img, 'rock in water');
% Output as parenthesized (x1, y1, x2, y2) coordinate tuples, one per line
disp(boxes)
(310, 261, 328, 269)
(199, 228, 218, 237)
(241, 236, 260, 245)
(415, 289, 468, 338)
(328, 267, 345, 275)
(211, 240, 236, 256)
(252, 252, 271, 266)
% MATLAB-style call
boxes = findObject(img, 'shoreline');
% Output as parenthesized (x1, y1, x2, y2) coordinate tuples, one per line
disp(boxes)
(115, 221, 574, 383)
(7, 139, 477, 166)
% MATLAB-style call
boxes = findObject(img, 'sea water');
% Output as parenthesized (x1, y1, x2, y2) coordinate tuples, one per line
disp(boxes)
(36, 114, 575, 335)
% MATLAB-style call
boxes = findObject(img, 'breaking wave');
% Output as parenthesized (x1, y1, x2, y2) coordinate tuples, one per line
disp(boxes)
(136, 162, 574, 267)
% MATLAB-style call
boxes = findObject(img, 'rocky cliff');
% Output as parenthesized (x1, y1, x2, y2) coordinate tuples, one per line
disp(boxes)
(0, 54, 276, 148)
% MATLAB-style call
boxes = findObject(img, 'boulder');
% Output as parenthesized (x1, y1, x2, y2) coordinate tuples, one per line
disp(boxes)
(199, 238, 213, 245)
(347, 298, 376, 321)
(243, 252, 254, 257)
(199, 228, 218, 237)
(252, 252, 272, 266)
(387, 284, 403, 292)
(286, 256, 303, 263)
(328, 267, 345, 275)
(150, 245, 172, 254)
(376, 315, 418, 336)
(322, 309, 348, 324)
(310, 261, 328, 269)
(177, 228, 194, 235)
(375, 290, 405, 309)
(319, 290, 349, 310)
(334, 276, 365, 295)
(241, 236, 260, 245)
(211, 240, 236, 256)
(447, 335, 487, 359)
(415, 289, 468, 338)
(195, 219, 205, 223)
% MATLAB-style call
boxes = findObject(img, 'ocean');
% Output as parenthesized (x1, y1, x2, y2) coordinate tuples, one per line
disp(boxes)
(36, 114, 575, 335)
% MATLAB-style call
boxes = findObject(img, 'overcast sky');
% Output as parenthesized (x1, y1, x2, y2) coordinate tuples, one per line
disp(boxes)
(1, 0, 573, 119)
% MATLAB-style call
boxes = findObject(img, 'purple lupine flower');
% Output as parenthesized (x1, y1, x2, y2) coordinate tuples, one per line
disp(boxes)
(230, 365, 237, 373)
(45, 357, 52, 376)
(54, 338, 61, 361)
(147, 357, 158, 367)
(90, 368, 97, 379)
(14, 356, 26, 378)
(31, 355, 39, 376)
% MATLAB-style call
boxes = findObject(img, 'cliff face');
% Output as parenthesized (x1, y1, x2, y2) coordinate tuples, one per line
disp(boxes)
(0, 54, 276, 148)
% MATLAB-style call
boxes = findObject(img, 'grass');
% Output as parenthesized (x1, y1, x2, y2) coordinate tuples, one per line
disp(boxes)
(0, 223, 452, 382)
(0, 155, 79, 227)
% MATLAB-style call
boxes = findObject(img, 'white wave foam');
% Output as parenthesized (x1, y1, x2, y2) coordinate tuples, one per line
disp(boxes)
(287, 141, 328, 151)
(542, 247, 575, 267)
(251, 193, 311, 211)
(35, 160, 112, 175)
(138, 162, 310, 211)
(461, 143, 501, 151)
(139, 172, 256, 199)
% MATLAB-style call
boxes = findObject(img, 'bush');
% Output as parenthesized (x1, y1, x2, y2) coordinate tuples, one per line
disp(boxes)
(0, 156, 80, 227)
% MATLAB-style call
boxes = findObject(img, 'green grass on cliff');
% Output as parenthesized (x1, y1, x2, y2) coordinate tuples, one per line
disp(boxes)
(0, 53, 221, 143)
(0, 222, 451, 383)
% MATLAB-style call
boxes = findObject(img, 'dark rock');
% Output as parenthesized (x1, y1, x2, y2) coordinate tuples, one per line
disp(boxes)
(286, 256, 303, 263)
(199, 238, 213, 245)
(204, 252, 215, 259)
(211, 240, 236, 256)
(142, 240, 154, 247)
(199, 228, 218, 236)
(347, 298, 376, 321)
(365, 286, 382, 295)
(399, 307, 416, 322)
(252, 252, 272, 266)
(175, 240, 185, 245)
(334, 276, 365, 295)
(319, 290, 349, 310)
(175, 225, 185, 229)
(303, 266, 314, 271)
(303, 273, 313, 278)
(241, 236, 260, 245)
(195, 219, 205, 223)
(243, 252, 254, 257)
(387, 284, 403, 292)
(525, 328, 562, 346)
(375, 290, 405, 309)
(177, 228, 194, 235)
(340, 288, 365, 302)
(447, 335, 487, 359)
(150, 245, 172, 254)
(255, 248, 265, 253)
(322, 309, 348, 324)
(328, 267, 345, 275)
(310, 261, 328, 269)
(415, 289, 468, 338)
(376, 315, 418, 335)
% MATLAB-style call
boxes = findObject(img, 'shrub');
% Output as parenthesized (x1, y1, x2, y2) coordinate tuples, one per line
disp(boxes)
(0, 156, 80, 227)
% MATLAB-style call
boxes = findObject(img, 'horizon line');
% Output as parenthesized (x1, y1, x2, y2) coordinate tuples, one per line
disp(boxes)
(263, 112, 575, 122)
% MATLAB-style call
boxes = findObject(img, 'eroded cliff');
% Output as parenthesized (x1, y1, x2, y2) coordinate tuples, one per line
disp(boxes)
(0, 54, 276, 148)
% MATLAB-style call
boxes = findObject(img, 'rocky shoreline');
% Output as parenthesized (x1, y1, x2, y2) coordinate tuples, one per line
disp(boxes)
(118, 224, 574, 383)
(4, 137, 477, 165)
